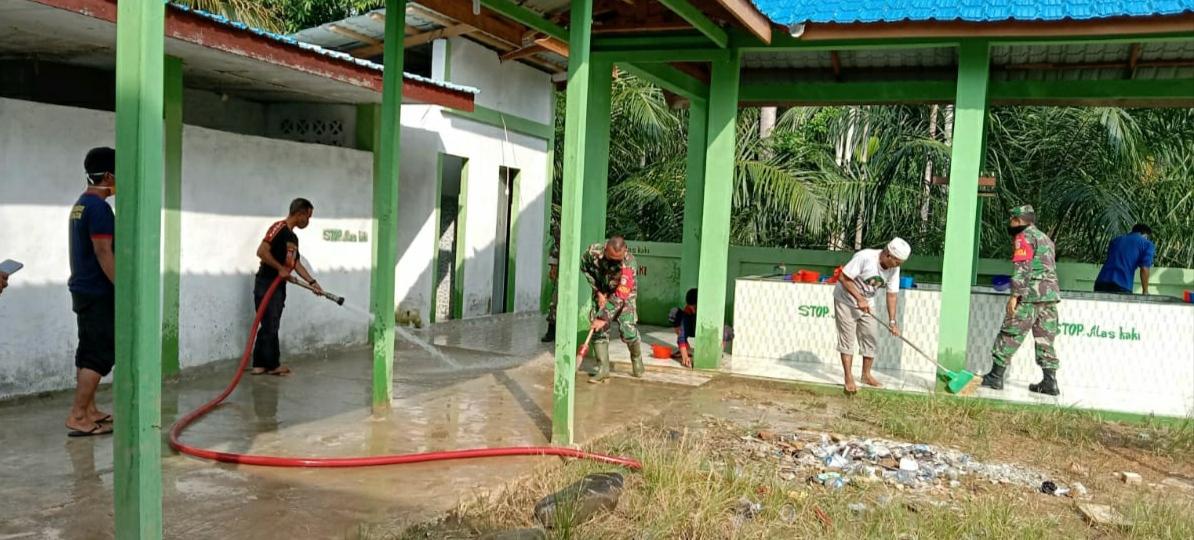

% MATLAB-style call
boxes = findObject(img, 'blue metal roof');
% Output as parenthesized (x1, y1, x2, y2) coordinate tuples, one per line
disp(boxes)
(169, 4, 478, 95)
(753, 0, 1194, 25)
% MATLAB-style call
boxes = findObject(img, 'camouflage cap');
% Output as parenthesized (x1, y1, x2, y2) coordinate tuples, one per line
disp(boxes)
(1009, 205, 1035, 218)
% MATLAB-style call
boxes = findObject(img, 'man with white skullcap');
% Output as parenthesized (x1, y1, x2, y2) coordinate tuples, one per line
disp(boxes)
(833, 237, 911, 394)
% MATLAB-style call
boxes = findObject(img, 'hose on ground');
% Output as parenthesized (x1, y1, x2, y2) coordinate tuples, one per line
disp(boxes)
(168, 275, 642, 470)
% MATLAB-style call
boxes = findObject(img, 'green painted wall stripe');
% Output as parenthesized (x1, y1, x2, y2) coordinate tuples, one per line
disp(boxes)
(445, 104, 554, 140)
(679, 99, 708, 299)
(552, 0, 594, 445)
(480, 0, 569, 42)
(692, 52, 741, 371)
(617, 62, 708, 104)
(113, 0, 164, 536)
(371, 0, 406, 410)
(936, 41, 991, 375)
(656, 0, 728, 47)
(594, 34, 712, 50)
(452, 160, 470, 320)
(161, 55, 183, 378)
(504, 169, 521, 313)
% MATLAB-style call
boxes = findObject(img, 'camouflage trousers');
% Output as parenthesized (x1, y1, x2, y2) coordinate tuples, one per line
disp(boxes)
(591, 301, 640, 344)
(991, 301, 1060, 370)
(545, 283, 557, 324)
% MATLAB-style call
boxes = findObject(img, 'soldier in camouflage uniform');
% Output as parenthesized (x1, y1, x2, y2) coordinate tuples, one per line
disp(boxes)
(981, 205, 1062, 396)
(581, 235, 643, 383)
(541, 223, 560, 342)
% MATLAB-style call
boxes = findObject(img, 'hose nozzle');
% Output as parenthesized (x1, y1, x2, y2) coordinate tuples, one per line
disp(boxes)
(287, 277, 345, 306)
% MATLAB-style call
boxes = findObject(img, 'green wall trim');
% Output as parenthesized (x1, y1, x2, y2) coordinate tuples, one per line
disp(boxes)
(161, 55, 183, 379)
(445, 104, 554, 140)
(629, 240, 1194, 327)
(989, 78, 1194, 102)
(480, 0, 569, 42)
(656, 0, 728, 48)
(370, 0, 405, 410)
(451, 159, 470, 320)
(113, 0, 165, 536)
(504, 169, 522, 313)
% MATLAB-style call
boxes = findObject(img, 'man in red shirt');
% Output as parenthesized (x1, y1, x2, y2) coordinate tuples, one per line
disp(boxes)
(252, 199, 323, 375)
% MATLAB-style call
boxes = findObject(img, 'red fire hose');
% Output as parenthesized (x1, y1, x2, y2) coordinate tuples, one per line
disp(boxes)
(168, 275, 642, 470)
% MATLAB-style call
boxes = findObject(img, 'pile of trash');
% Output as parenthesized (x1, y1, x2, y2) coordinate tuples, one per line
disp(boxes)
(734, 430, 1065, 493)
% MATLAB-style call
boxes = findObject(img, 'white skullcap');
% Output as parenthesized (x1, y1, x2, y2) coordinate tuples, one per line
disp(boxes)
(887, 237, 911, 260)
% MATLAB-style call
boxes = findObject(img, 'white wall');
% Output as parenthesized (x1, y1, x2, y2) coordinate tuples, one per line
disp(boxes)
(0, 40, 552, 398)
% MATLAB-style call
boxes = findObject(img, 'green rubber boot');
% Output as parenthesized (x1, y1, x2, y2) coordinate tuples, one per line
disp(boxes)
(629, 340, 645, 378)
(588, 341, 610, 384)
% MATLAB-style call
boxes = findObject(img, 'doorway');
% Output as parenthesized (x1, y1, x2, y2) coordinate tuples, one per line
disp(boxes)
(492, 166, 520, 314)
(432, 154, 468, 322)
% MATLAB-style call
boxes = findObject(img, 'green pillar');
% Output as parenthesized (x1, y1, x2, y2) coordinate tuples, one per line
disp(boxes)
(113, 0, 164, 537)
(370, 0, 406, 411)
(692, 52, 740, 370)
(679, 98, 709, 297)
(936, 41, 991, 374)
(573, 58, 613, 332)
(161, 56, 183, 378)
(551, 0, 595, 445)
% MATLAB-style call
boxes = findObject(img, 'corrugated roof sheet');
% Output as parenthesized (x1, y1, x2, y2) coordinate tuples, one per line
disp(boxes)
(753, 0, 1194, 25)
(169, 4, 478, 95)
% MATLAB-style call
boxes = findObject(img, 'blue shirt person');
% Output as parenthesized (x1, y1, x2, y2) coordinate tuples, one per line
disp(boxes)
(1094, 224, 1155, 294)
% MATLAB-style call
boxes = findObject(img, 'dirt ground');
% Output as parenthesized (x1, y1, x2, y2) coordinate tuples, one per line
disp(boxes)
(391, 376, 1194, 539)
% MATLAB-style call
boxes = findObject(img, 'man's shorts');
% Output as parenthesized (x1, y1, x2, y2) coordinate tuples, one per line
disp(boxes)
(72, 292, 116, 376)
(834, 297, 878, 358)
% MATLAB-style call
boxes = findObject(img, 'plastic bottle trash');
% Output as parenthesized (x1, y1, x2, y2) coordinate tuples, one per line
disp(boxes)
(899, 457, 919, 471)
(825, 454, 850, 469)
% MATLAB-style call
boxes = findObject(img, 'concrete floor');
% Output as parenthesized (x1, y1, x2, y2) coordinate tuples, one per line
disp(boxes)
(0, 313, 699, 539)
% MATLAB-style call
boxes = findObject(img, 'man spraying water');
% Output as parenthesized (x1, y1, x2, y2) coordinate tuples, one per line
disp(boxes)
(251, 198, 323, 376)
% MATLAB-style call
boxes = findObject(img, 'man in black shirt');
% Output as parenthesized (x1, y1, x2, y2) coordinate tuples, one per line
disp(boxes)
(252, 198, 322, 375)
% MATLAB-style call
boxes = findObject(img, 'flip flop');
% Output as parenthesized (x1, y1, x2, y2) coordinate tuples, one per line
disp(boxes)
(250, 368, 267, 375)
(266, 367, 292, 376)
(96, 414, 112, 424)
(67, 423, 113, 438)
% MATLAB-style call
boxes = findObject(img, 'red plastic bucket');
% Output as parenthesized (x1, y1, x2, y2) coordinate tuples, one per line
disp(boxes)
(651, 344, 673, 359)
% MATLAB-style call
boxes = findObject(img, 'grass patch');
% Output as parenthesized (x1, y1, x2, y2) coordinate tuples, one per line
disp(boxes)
(378, 425, 1194, 540)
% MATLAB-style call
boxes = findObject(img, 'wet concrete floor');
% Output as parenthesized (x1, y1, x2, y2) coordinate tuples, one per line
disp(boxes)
(0, 314, 697, 539)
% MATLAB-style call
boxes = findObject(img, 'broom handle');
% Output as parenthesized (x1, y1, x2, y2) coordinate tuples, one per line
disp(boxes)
(865, 313, 954, 373)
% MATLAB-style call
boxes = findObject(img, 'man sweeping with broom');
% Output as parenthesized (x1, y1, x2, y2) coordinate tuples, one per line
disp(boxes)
(580, 235, 643, 383)
(980, 205, 1062, 396)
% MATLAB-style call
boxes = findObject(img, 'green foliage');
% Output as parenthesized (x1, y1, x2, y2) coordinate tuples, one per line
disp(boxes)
(176, 0, 383, 33)
(554, 74, 1194, 268)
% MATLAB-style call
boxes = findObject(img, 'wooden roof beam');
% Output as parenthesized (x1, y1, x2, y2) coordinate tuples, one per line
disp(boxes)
(328, 24, 382, 47)
(710, 0, 772, 44)
(500, 43, 547, 62)
(657, 0, 729, 47)
(405, 0, 527, 48)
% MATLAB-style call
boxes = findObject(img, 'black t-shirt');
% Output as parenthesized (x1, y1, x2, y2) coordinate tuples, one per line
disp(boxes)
(256, 220, 299, 281)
